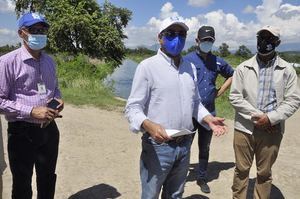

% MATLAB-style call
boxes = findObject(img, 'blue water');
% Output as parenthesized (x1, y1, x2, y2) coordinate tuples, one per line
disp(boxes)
(104, 59, 138, 99)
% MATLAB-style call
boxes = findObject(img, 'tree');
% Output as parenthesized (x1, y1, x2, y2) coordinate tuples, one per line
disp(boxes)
(14, 0, 132, 65)
(218, 43, 230, 57)
(235, 45, 252, 58)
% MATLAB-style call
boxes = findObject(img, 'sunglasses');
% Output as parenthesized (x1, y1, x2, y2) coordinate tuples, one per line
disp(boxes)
(162, 30, 187, 38)
(256, 34, 278, 42)
(24, 27, 49, 35)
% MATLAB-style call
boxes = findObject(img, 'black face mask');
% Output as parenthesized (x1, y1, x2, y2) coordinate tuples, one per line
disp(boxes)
(257, 36, 278, 55)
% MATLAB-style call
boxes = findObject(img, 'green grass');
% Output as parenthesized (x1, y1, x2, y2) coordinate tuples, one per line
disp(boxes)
(54, 53, 125, 110)
(59, 78, 125, 110)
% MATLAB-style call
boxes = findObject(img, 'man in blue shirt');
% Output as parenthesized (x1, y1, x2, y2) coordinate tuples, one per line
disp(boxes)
(125, 18, 227, 199)
(185, 26, 234, 193)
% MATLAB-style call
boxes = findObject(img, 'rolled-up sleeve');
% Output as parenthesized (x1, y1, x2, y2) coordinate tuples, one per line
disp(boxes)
(124, 62, 150, 133)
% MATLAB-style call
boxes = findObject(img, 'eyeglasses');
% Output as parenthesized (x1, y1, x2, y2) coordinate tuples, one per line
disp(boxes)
(162, 30, 187, 38)
(25, 27, 49, 35)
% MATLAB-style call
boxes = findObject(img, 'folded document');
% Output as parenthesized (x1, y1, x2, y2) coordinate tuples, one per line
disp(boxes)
(166, 129, 196, 138)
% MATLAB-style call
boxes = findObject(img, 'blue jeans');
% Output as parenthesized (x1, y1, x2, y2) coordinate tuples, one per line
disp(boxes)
(194, 121, 213, 180)
(140, 133, 192, 199)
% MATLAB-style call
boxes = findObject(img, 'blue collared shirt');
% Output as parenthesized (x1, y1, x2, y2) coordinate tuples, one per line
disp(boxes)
(125, 49, 210, 133)
(184, 51, 234, 115)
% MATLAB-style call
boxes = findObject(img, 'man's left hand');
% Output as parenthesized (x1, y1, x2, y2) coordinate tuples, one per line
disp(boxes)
(204, 115, 227, 137)
(253, 113, 271, 129)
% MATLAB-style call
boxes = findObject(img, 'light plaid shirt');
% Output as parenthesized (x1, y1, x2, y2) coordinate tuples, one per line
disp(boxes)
(0, 45, 61, 124)
(257, 56, 277, 113)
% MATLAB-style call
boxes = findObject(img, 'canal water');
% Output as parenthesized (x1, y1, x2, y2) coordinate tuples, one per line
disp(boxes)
(104, 59, 138, 99)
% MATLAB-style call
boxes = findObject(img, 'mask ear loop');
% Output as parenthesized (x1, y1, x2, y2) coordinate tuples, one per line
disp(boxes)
(20, 29, 30, 45)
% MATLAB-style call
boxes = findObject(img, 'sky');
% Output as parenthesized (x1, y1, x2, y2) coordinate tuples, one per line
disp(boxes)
(0, 0, 300, 51)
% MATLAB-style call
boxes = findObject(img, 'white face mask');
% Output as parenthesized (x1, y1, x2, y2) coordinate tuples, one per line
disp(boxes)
(199, 41, 213, 53)
(22, 30, 47, 50)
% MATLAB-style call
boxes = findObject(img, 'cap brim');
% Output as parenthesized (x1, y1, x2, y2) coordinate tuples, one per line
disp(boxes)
(21, 19, 49, 28)
(199, 36, 215, 41)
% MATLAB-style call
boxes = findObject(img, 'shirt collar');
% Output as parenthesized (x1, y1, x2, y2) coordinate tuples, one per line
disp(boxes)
(158, 48, 182, 69)
(20, 45, 44, 62)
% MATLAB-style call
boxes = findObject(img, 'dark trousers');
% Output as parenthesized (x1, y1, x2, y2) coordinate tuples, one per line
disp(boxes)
(7, 121, 59, 199)
(193, 118, 213, 180)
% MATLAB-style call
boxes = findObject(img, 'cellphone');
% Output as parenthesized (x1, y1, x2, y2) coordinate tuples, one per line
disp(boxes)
(47, 98, 60, 110)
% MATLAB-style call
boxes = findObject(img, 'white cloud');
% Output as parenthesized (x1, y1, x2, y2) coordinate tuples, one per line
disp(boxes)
(253, 0, 300, 44)
(0, 28, 19, 46)
(160, 2, 179, 19)
(124, 0, 300, 51)
(0, 0, 15, 13)
(188, 0, 214, 7)
(243, 5, 254, 14)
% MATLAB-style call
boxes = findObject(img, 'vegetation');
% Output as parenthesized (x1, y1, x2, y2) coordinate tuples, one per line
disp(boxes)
(235, 45, 252, 58)
(126, 47, 156, 63)
(0, 44, 20, 56)
(54, 53, 125, 109)
(219, 43, 231, 57)
(14, 0, 132, 65)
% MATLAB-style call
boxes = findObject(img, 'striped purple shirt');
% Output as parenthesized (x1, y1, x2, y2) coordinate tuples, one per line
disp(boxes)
(0, 45, 61, 124)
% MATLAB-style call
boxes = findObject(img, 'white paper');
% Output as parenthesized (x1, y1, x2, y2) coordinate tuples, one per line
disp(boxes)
(165, 129, 196, 138)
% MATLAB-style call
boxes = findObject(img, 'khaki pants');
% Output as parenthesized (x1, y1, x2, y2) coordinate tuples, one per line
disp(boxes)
(232, 128, 282, 199)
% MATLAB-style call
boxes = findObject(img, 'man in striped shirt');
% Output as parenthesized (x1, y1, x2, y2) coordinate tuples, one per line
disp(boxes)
(0, 12, 63, 199)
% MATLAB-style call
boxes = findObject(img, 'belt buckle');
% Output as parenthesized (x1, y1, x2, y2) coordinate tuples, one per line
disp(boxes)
(175, 135, 184, 143)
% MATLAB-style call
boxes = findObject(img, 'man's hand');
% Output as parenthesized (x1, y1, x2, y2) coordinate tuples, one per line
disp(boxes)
(31, 106, 60, 121)
(251, 113, 271, 130)
(142, 119, 171, 143)
(203, 115, 227, 136)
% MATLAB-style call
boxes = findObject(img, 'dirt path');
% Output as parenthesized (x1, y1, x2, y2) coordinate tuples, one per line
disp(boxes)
(1, 104, 299, 198)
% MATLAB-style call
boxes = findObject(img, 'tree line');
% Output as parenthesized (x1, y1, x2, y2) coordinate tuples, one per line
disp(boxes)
(12, 0, 132, 66)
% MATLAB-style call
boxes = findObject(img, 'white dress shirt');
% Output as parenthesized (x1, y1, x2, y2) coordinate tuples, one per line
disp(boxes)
(125, 49, 210, 133)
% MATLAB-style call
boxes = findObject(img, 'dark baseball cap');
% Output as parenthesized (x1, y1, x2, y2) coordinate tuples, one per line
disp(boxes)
(198, 26, 215, 41)
(18, 12, 49, 29)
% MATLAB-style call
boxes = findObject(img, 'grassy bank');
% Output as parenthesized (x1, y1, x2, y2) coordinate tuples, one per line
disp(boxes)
(55, 53, 125, 110)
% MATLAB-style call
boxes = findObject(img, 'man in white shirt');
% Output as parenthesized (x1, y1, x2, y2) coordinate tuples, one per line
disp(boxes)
(125, 16, 227, 199)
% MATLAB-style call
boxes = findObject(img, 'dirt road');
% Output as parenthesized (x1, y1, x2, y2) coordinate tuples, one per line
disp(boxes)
(1, 105, 299, 198)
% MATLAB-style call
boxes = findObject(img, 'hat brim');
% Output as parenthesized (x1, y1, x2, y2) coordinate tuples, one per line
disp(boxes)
(199, 36, 215, 41)
(21, 19, 49, 28)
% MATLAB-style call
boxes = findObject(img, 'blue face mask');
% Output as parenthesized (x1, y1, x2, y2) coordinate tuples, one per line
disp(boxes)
(162, 35, 185, 56)
(199, 41, 213, 53)
(25, 33, 47, 50)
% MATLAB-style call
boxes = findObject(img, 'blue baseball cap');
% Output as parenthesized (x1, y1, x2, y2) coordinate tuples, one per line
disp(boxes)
(18, 12, 49, 29)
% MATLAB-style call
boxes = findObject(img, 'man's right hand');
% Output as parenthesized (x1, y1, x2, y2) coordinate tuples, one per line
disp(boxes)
(142, 119, 171, 143)
(30, 106, 60, 121)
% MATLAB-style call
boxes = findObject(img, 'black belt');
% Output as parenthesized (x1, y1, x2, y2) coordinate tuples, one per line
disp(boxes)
(8, 121, 43, 128)
(171, 134, 192, 143)
(145, 132, 192, 144)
